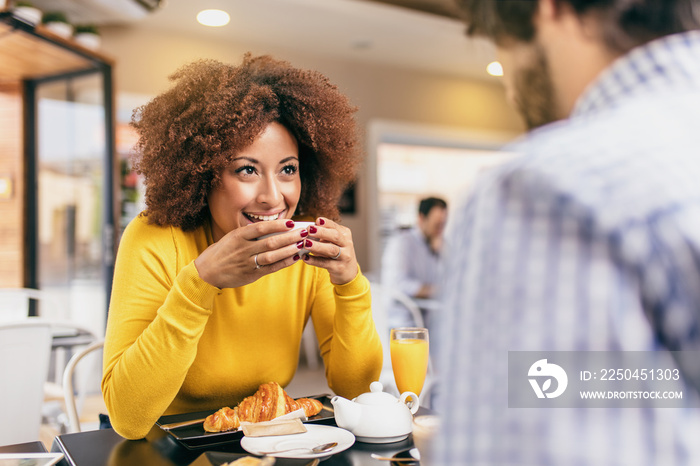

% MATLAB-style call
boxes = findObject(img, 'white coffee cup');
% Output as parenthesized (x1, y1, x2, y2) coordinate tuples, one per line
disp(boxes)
(258, 221, 315, 256)
(412, 414, 441, 466)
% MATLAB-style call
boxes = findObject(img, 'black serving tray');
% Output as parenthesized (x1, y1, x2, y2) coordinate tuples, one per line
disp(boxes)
(156, 394, 336, 449)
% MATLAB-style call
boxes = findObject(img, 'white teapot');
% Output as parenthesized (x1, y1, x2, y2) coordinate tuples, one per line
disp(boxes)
(331, 381, 419, 443)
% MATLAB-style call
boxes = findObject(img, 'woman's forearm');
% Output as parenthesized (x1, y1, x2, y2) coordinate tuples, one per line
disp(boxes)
(102, 262, 217, 439)
(320, 274, 383, 398)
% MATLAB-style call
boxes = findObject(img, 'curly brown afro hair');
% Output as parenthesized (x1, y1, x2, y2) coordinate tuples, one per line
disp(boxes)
(130, 54, 360, 231)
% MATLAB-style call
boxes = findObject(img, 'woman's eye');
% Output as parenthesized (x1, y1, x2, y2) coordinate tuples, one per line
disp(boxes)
(235, 165, 256, 176)
(282, 164, 298, 175)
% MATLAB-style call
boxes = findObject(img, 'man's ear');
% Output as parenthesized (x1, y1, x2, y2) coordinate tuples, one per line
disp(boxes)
(536, 0, 576, 35)
(538, 0, 598, 41)
(537, 0, 561, 21)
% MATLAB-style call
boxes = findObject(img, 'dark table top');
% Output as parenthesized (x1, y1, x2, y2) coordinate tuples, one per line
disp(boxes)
(0, 441, 47, 454)
(50, 417, 423, 466)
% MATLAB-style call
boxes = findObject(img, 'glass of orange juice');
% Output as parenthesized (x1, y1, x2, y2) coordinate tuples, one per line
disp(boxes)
(390, 327, 429, 399)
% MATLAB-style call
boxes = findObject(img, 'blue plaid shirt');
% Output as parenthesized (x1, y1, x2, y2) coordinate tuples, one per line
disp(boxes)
(435, 31, 700, 465)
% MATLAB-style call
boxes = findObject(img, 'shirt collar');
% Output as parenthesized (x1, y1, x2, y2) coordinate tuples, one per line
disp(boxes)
(572, 31, 700, 118)
(411, 227, 439, 256)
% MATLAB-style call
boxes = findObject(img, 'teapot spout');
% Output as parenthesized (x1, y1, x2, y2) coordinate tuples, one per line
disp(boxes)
(330, 395, 361, 430)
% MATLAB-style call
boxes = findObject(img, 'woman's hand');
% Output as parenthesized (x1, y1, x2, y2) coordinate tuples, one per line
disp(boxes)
(301, 217, 359, 285)
(194, 219, 309, 289)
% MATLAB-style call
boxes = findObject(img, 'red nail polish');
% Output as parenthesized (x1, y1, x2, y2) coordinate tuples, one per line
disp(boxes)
(319, 218, 325, 225)
(305, 239, 312, 248)
(286, 220, 295, 228)
(293, 254, 300, 261)
(300, 230, 308, 238)
(303, 254, 310, 261)
(297, 241, 304, 249)
(309, 225, 317, 234)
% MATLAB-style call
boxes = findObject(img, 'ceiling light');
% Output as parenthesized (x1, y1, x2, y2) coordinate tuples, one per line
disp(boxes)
(487, 61, 503, 77)
(197, 9, 230, 27)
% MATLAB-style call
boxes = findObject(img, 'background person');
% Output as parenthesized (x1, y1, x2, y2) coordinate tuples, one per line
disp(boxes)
(381, 197, 447, 329)
(102, 55, 382, 440)
(436, 0, 700, 464)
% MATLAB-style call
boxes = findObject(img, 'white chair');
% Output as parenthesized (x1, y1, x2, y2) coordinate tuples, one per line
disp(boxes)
(62, 340, 104, 433)
(0, 319, 53, 446)
(392, 289, 426, 329)
(41, 320, 99, 433)
(301, 320, 321, 370)
(369, 281, 396, 393)
(370, 282, 435, 408)
(0, 289, 102, 432)
(0, 288, 47, 322)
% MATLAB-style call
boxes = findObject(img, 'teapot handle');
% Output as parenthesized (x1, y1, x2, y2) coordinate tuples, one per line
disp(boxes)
(399, 391, 420, 414)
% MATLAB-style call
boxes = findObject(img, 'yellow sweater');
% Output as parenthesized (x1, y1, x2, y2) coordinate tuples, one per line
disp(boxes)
(102, 214, 383, 439)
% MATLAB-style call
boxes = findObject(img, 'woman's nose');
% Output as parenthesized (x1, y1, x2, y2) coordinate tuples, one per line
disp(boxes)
(256, 177, 283, 205)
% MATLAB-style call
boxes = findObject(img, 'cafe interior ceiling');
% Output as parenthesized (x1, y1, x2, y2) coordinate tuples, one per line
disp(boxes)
(26, 0, 495, 81)
(361, 0, 461, 19)
(27, 0, 161, 23)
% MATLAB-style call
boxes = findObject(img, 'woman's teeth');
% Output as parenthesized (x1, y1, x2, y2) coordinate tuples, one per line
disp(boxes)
(246, 213, 279, 221)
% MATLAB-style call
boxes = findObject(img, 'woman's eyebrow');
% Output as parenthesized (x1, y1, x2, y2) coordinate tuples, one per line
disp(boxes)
(231, 156, 258, 164)
(279, 156, 299, 164)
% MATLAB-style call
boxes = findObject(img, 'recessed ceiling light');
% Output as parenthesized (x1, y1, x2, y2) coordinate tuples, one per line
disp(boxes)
(487, 61, 503, 77)
(197, 9, 230, 27)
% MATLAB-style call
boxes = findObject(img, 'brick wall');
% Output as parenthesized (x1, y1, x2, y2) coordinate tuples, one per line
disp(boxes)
(0, 83, 24, 287)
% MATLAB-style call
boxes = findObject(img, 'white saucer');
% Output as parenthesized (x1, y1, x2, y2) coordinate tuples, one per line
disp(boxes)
(241, 424, 355, 459)
(355, 433, 409, 443)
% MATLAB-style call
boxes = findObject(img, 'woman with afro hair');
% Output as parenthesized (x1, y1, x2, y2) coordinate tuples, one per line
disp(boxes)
(101, 55, 382, 439)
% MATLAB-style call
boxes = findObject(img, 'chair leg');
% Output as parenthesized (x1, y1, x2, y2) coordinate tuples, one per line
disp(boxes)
(301, 323, 320, 370)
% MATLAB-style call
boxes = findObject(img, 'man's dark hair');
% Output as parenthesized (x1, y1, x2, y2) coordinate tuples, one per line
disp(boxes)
(418, 197, 447, 217)
(455, 0, 700, 53)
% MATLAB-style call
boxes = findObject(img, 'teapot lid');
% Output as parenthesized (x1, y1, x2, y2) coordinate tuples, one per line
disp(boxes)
(353, 381, 401, 405)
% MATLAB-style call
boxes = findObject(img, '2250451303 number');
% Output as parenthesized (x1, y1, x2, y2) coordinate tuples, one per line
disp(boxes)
(599, 368, 680, 381)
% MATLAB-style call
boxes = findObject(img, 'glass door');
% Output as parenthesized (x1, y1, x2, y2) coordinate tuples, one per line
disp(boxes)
(33, 74, 111, 335)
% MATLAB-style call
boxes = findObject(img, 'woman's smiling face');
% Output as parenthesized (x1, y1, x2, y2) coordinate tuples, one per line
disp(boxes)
(207, 121, 301, 242)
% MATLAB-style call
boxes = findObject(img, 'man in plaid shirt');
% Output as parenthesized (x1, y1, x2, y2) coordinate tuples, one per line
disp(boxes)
(434, 0, 700, 464)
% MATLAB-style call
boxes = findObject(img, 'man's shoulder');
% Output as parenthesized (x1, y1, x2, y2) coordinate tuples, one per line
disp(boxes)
(476, 98, 700, 231)
(503, 97, 700, 186)
(399, 227, 423, 241)
(511, 89, 700, 165)
(383, 228, 425, 256)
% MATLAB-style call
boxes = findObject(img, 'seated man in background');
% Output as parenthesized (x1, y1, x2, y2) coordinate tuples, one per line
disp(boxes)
(381, 197, 447, 329)
(436, 0, 700, 464)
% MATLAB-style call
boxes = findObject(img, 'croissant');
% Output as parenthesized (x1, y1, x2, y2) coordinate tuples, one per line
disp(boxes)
(203, 381, 324, 432)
